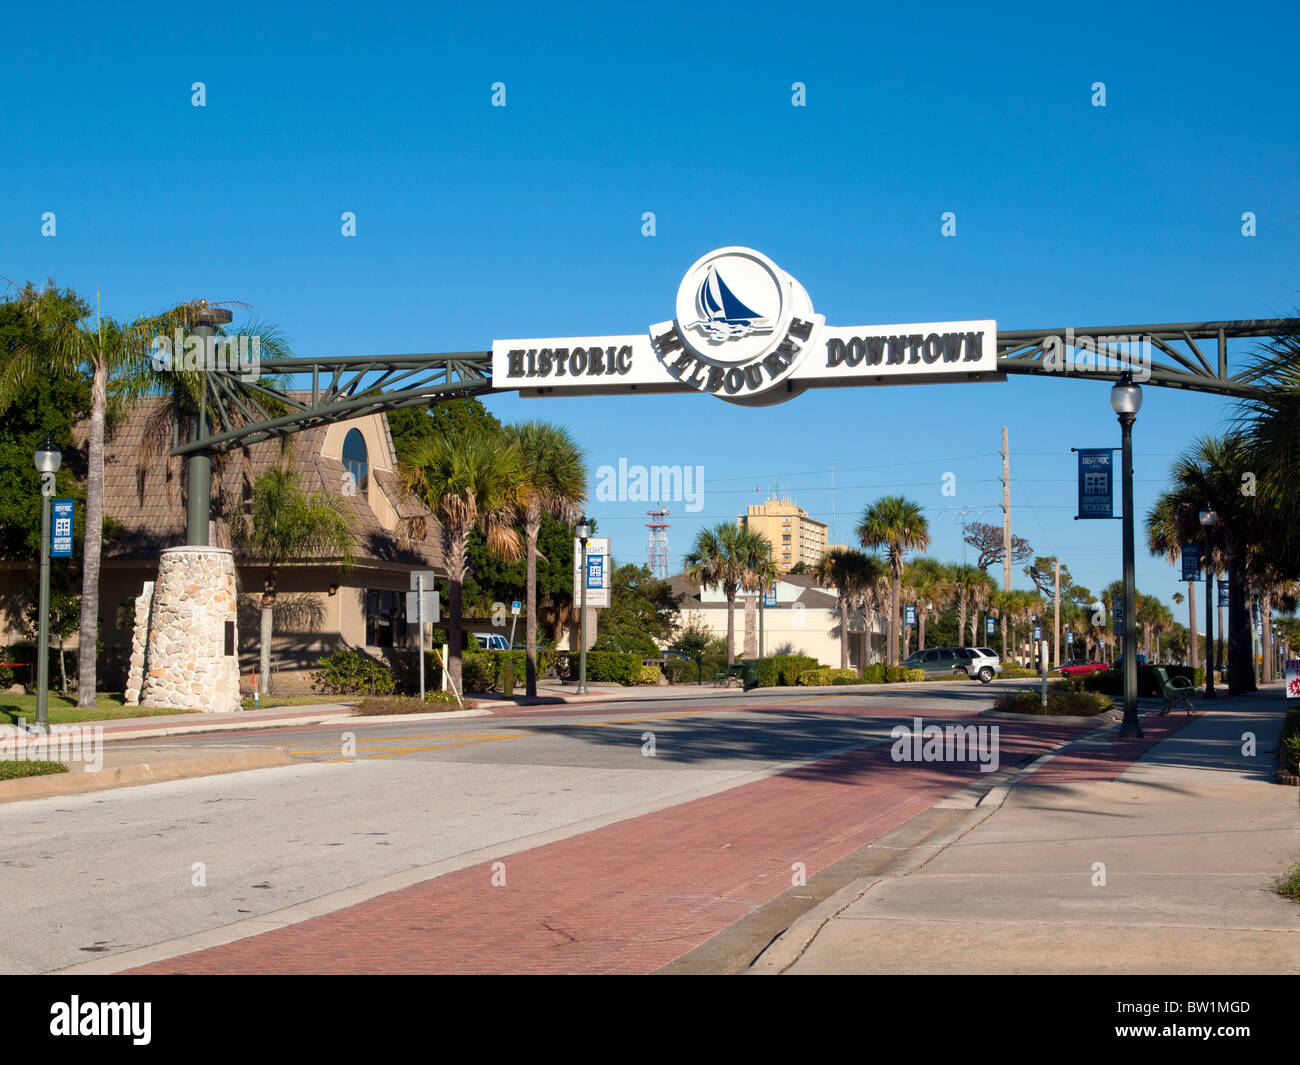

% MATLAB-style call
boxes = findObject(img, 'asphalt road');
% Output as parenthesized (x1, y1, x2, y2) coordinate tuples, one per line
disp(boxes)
(2, 680, 1027, 973)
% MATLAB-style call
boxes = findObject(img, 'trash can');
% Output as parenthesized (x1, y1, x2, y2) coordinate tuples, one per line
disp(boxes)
(740, 660, 758, 690)
(502, 657, 514, 698)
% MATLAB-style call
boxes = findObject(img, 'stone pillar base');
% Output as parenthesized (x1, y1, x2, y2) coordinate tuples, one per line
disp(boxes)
(139, 547, 240, 713)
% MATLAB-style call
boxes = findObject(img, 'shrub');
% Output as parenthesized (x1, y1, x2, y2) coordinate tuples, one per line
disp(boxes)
(459, 651, 495, 693)
(662, 658, 700, 684)
(550, 651, 642, 686)
(1076, 664, 1203, 698)
(903, 668, 925, 682)
(753, 655, 820, 687)
(1281, 707, 1300, 776)
(797, 667, 859, 686)
(385, 649, 444, 695)
(993, 684, 1114, 716)
(312, 648, 395, 695)
(1000, 666, 1039, 679)
(353, 690, 467, 714)
(860, 664, 885, 684)
(634, 664, 664, 686)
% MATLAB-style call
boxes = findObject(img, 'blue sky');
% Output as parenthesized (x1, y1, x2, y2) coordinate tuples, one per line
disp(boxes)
(3, 1, 1297, 618)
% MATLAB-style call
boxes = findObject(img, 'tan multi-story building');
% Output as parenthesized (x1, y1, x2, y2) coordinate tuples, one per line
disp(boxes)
(738, 497, 829, 575)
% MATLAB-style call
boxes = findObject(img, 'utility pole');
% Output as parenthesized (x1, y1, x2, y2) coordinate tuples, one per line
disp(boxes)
(1000, 427, 1011, 592)
(1053, 558, 1061, 669)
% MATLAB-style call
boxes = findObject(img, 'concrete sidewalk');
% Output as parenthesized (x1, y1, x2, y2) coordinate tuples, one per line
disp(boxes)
(754, 686, 1300, 974)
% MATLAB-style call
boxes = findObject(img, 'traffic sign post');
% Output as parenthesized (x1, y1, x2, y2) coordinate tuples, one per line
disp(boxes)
(509, 599, 521, 650)
(405, 576, 441, 702)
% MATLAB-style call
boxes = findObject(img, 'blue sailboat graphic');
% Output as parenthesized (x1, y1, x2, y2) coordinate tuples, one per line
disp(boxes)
(690, 265, 773, 339)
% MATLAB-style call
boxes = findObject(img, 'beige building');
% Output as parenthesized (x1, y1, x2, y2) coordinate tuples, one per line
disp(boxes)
(737, 497, 828, 575)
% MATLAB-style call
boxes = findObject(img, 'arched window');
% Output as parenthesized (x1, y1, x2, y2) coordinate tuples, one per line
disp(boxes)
(342, 428, 368, 496)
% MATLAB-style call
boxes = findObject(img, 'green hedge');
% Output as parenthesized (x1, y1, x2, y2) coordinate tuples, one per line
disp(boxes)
(550, 651, 643, 686)
(385, 649, 444, 694)
(994, 684, 1115, 716)
(312, 648, 396, 695)
(796, 667, 860, 686)
(752, 655, 821, 687)
(1075, 665, 1203, 698)
(458, 649, 561, 692)
(860, 664, 884, 684)
(662, 658, 703, 684)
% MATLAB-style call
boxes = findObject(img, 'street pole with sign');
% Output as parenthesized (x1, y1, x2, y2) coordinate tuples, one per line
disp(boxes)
(34, 436, 62, 733)
(576, 518, 590, 694)
(1200, 508, 1218, 700)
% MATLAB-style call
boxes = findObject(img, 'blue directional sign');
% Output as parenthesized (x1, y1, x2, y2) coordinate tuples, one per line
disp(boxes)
(1076, 449, 1114, 519)
(586, 555, 603, 589)
(986, 617, 995, 635)
(905, 604, 917, 625)
(1180, 544, 1201, 582)
(51, 499, 74, 557)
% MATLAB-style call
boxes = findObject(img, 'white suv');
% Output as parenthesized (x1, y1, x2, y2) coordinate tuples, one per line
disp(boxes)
(962, 647, 1002, 684)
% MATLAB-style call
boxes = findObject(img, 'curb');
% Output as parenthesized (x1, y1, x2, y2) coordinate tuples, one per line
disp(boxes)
(0, 748, 293, 803)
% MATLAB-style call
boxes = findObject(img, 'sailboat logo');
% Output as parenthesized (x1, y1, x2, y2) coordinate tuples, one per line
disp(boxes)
(689, 265, 774, 340)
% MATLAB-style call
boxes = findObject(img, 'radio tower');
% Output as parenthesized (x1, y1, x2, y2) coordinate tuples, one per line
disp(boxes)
(646, 508, 670, 578)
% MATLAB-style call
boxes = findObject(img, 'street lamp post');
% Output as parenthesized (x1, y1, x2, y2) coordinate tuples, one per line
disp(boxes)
(34, 435, 62, 734)
(576, 516, 590, 695)
(1112, 375, 1143, 739)
(1199, 507, 1218, 700)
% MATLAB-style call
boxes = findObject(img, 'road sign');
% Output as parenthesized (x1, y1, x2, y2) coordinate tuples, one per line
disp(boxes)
(1033, 625, 1041, 641)
(905, 604, 916, 626)
(405, 590, 440, 623)
(1286, 660, 1300, 699)
(764, 588, 776, 608)
(409, 569, 438, 590)
(1180, 544, 1201, 581)
(986, 617, 995, 635)
(51, 499, 74, 557)
(1076, 449, 1114, 519)
(573, 537, 610, 608)
(511, 600, 521, 616)
(1067, 632, 1074, 645)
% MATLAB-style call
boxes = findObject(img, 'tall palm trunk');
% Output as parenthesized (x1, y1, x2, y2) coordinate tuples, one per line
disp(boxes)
(918, 612, 927, 652)
(956, 595, 968, 651)
(743, 595, 757, 659)
(259, 564, 277, 696)
(1225, 537, 1255, 694)
(1188, 581, 1198, 668)
(524, 509, 541, 696)
(838, 588, 850, 670)
(725, 589, 736, 665)
(1261, 595, 1273, 683)
(889, 561, 902, 667)
(77, 359, 107, 705)
(445, 529, 469, 692)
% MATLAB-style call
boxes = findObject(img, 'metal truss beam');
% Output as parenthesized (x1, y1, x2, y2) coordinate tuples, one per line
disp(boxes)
(171, 319, 1297, 457)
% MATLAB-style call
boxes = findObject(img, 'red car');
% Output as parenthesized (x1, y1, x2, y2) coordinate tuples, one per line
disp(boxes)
(1056, 658, 1108, 677)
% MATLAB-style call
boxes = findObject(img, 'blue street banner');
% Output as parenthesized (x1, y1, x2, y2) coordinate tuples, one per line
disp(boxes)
(764, 588, 776, 608)
(1218, 579, 1228, 600)
(1067, 632, 1074, 645)
(1180, 544, 1201, 582)
(1033, 625, 1041, 641)
(1112, 598, 1123, 636)
(986, 617, 995, 635)
(586, 555, 603, 589)
(904, 604, 916, 625)
(1076, 448, 1114, 519)
(51, 498, 74, 557)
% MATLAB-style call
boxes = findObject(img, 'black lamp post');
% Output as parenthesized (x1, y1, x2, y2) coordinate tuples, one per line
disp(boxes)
(1112, 374, 1143, 739)
(34, 435, 62, 733)
(575, 516, 591, 695)
(1199, 506, 1218, 700)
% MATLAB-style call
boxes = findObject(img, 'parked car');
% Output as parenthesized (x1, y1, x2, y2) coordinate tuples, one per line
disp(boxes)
(1111, 653, 1149, 669)
(1056, 658, 1108, 677)
(961, 647, 1002, 684)
(901, 646, 979, 680)
(472, 632, 511, 651)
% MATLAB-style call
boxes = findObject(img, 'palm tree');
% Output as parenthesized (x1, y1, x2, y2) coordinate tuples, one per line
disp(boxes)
(398, 425, 526, 691)
(502, 422, 587, 697)
(814, 548, 874, 670)
(0, 284, 287, 704)
(906, 557, 951, 652)
(1147, 494, 1203, 669)
(230, 467, 357, 696)
(744, 551, 778, 658)
(856, 496, 931, 666)
(949, 563, 985, 649)
(1148, 435, 1256, 693)
(683, 523, 772, 665)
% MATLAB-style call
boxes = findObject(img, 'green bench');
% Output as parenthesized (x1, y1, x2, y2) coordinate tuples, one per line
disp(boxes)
(1153, 667, 1195, 716)
(713, 662, 757, 689)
